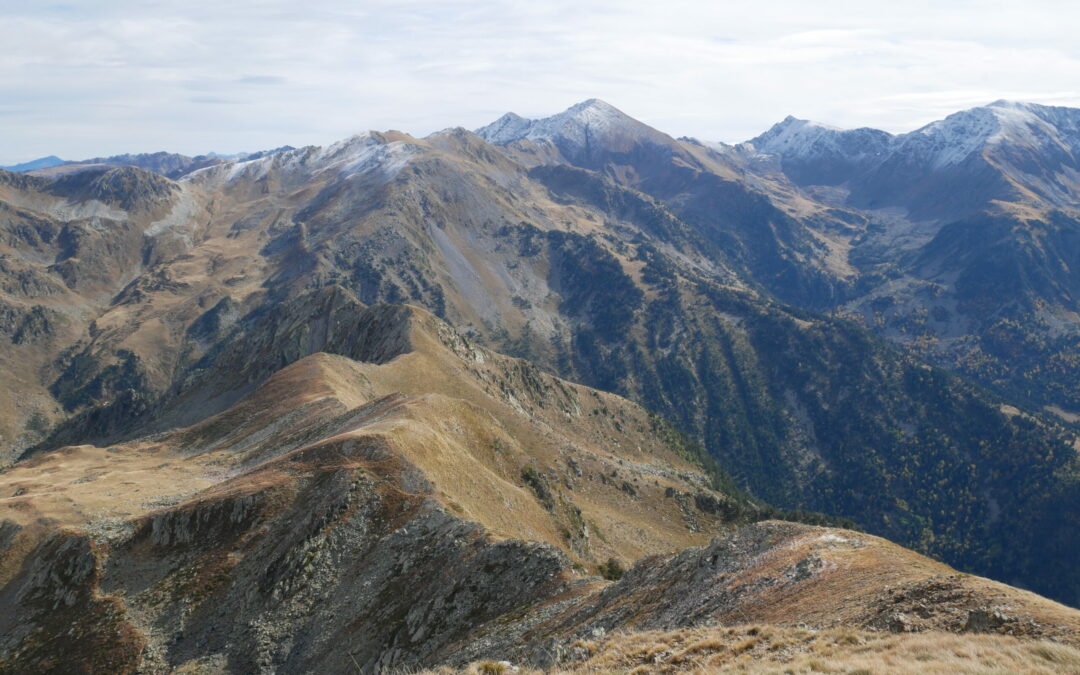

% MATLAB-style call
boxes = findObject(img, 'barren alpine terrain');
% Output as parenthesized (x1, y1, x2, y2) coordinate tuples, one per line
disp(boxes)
(2, 95, 1079, 673)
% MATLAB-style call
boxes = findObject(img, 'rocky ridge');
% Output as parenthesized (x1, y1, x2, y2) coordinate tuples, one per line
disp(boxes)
(3, 309, 1078, 672)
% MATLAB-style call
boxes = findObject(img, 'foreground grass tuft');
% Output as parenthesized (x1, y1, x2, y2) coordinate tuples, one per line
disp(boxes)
(416, 624, 1080, 674)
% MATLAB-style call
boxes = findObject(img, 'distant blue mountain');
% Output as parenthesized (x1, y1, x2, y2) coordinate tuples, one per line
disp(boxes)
(2, 155, 65, 172)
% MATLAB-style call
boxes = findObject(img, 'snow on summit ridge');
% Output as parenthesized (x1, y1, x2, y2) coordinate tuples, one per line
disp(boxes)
(898, 99, 1080, 168)
(752, 100, 1080, 171)
(475, 99, 665, 152)
(186, 131, 416, 186)
(749, 115, 893, 167)
(475, 112, 533, 144)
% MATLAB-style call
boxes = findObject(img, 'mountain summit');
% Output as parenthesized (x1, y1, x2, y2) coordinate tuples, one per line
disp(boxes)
(749, 116, 893, 185)
(898, 99, 1080, 169)
(477, 99, 635, 141)
(476, 99, 676, 161)
(751, 100, 1080, 216)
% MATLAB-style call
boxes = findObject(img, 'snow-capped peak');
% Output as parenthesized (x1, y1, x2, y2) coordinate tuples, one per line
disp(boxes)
(475, 99, 658, 151)
(560, 98, 625, 121)
(749, 116, 892, 163)
(475, 112, 533, 144)
(751, 116, 843, 152)
(749, 100, 1080, 175)
(887, 100, 1080, 169)
(779, 115, 843, 132)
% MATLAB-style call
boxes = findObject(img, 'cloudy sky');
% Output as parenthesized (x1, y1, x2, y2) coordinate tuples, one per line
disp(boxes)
(4, 0, 1080, 164)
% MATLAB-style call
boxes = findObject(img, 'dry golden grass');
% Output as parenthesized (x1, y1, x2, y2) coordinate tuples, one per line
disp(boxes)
(432, 625, 1080, 674)
(0, 305, 729, 577)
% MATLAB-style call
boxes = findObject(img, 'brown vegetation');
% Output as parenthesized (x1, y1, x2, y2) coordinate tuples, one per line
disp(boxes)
(439, 625, 1080, 674)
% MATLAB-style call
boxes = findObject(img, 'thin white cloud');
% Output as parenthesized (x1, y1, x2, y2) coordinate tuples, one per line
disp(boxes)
(3, 0, 1080, 163)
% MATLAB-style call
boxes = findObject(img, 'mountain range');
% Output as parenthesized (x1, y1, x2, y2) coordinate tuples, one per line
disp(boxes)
(2, 149, 295, 180)
(1, 98, 1079, 672)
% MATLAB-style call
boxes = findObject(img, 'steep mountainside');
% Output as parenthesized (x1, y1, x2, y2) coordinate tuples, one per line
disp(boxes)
(475, 102, 1080, 604)
(742, 100, 1080, 417)
(854, 101, 1080, 219)
(749, 116, 893, 186)
(477, 99, 857, 309)
(0, 166, 207, 460)
(2, 307, 1079, 671)
(749, 100, 1080, 219)
(0, 303, 823, 672)
(0, 103, 1078, 613)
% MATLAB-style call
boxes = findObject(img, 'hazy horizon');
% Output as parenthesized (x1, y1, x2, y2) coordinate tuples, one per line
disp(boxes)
(5, 0, 1080, 165)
